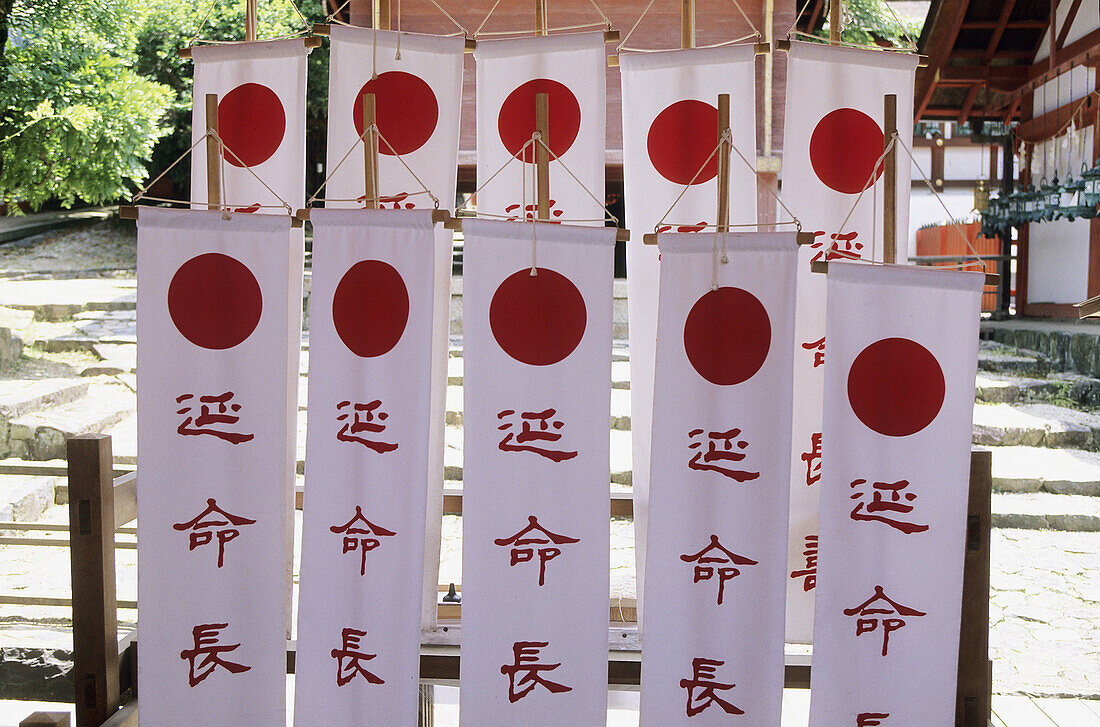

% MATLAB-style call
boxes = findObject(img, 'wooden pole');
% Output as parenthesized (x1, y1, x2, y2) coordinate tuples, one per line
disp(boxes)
(717, 94, 731, 234)
(829, 0, 842, 42)
(535, 92, 550, 221)
(374, 0, 391, 30)
(68, 435, 120, 727)
(204, 94, 221, 210)
(535, 0, 548, 36)
(245, 0, 257, 42)
(883, 93, 897, 264)
(363, 93, 378, 209)
(955, 450, 993, 727)
(681, 0, 695, 49)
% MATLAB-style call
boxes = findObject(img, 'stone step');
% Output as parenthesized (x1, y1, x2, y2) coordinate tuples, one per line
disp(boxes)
(992, 492, 1100, 532)
(82, 342, 136, 376)
(0, 279, 136, 321)
(0, 474, 63, 524)
(973, 403, 1100, 449)
(7, 384, 135, 461)
(0, 379, 90, 423)
(990, 446, 1100, 496)
(978, 340, 1050, 376)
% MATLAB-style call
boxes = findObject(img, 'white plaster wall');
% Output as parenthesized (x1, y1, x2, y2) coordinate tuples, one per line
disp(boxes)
(1026, 218, 1091, 304)
(1031, 66, 1096, 116)
(1034, 2, 1099, 64)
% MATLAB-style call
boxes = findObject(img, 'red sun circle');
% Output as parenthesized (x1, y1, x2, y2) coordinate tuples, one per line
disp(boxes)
(352, 72, 439, 156)
(809, 107, 885, 194)
(218, 83, 286, 168)
(647, 100, 719, 185)
(847, 337, 945, 437)
(490, 268, 586, 366)
(498, 79, 582, 163)
(168, 253, 263, 350)
(332, 260, 410, 358)
(683, 287, 771, 386)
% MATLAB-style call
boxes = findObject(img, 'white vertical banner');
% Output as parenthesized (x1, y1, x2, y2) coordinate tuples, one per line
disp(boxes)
(475, 33, 606, 224)
(326, 25, 461, 629)
(639, 233, 796, 726)
(190, 39, 309, 211)
(460, 219, 614, 725)
(809, 263, 983, 726)
(325, 27, 464, 212)
(294, 210, 446, 725)
(619, 46, 758, 622)
(781, 42, 917, 643)
(136, 208, 303, 727)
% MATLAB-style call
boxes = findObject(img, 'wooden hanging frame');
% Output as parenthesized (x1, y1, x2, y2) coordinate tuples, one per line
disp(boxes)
(178, 36, 322, 58)
(810, 260, 1000, 287)
(606, 0, 769, 68)
(119, 93, 302, 227)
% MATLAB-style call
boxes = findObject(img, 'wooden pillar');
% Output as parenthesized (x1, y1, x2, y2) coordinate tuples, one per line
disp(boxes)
(1088, 71, 1100, 300)
(245, 0, 257, 42)
(883, 94, 897, 264)
(204, 94, 221, 210)
(681, 0, 695, 49)
(535, 92, 550, 221)
(716, 94, 731, 234)
(68, 435, 120, 727)
(535, 0, 548, 36)
(363, 93, 378, 209)
(955, 450, 992, 727)
(829, 0, 841, 42)
(1017, 100, 1033, 315)
(374, 0, 391, 30)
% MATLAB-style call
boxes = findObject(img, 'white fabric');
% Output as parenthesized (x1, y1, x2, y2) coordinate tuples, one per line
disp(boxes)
(640, 232, 796, 727)
(326, 26, 461, 630)
(781, 42, 917, 643)
(809, 262, 983, 727)
(475, 33, 606, 225)
(326, 28, 463, 212)
(619, 45, 758, 625)
(190, 39, 308, 211)
(293, 210, 447, 725)
(136, 208, 303, 727)
(460, 219, 614, 725)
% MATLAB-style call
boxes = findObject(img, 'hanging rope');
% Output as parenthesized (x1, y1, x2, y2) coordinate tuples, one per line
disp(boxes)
(187, 0, 311, 47)
(616, 0, 658, 51)
(827, 136, 896, 260)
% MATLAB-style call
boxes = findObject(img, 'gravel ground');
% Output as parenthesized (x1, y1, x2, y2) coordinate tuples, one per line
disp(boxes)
(0, 221, 135, 278)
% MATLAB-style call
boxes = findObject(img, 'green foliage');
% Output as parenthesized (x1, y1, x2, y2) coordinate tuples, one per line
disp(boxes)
(815, 0, 924, 49)
(134, 0, 326, 194)
(0, 0, 173, 212)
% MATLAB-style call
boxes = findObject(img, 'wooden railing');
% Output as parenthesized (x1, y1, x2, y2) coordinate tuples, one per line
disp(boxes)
(20, 434, 994, 727)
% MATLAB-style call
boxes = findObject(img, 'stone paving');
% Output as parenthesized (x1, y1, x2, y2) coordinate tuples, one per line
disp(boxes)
(0, 222, 1098, 703)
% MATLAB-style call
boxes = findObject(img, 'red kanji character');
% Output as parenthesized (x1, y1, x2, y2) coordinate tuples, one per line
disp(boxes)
(500, 641, 572, 702)
(494, 516, 579, 587)
(657, 221, 709, 233)
(336, 400, 398, 453)
(844, 585, 926, 657)
(809, 230, 863, 263)
(504, 200, 565, 223)
(858, 714, 891, 726)
(179, 623, 251, 687)
(176, 392, 254, 444)
(330, 628, 385, 686)
(801, 432, 823, 487)
(850, 479, 929, 534)
(329, 506, 396, 576)
(789, 535, 818, 592)
(803, 336, 825, 367)
(497, 409, 578, 462)
(172, 498, 256, 568)
(678, 657, 744, 717)
(687, 428, 759, 482)
(679, 535, 757, 605)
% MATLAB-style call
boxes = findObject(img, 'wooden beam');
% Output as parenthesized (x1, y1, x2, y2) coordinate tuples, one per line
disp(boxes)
(362, 92, 378, 209)
(717, 94, 730, 234)
(1049, 0, 1057, 70)
(884, 94, 897, 265)
(204, 94, 220, 210)
(68, 435, 120, 727)
(962, 19, 1044, 30)
(1055, 0, 1083, 51)
(806, 0, 824, 31)
(958, 85, 980, 125)
(915, 0, 972, 118)
(681, 0, 695, 49)
(1016, 93, 1096, 142)
(535, 92, 550, 221)
(981, 0, 1017, 64)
